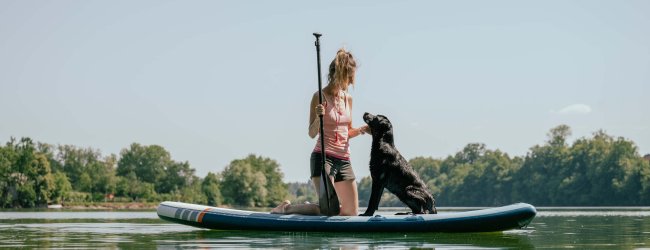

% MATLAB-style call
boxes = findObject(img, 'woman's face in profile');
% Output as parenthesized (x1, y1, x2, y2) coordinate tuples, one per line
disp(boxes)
(348, 71, 355, 86)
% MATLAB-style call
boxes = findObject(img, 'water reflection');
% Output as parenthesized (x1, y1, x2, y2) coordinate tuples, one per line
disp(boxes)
(0, 220, 534, 249)
(1, 208, 650, 249)
(155, 230, 534, 249)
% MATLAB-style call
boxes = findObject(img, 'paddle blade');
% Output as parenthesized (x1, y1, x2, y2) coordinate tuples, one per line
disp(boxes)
(318, 176, 340, 216)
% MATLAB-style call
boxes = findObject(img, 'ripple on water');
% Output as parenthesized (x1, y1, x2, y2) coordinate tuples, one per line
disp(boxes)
(11, 223, 203, 234)
(0, 211, 158, 220)
(503, 229, 535, 235)
(538, 211, 650, 217)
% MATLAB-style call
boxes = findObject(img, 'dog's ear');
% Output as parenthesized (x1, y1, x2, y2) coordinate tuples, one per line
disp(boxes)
(377, 115, 392, 130)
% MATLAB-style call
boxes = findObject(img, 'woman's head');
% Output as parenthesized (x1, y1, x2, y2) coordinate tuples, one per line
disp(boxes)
(328, 48, 357, 91)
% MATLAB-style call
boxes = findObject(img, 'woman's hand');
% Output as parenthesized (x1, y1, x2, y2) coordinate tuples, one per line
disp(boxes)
(315, 104, 325, 116)
(361, 125, 371, 134)
(350, 125, 371, 138)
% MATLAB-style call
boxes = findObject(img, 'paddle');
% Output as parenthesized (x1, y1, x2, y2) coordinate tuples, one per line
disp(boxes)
(313, 32, 340, 216)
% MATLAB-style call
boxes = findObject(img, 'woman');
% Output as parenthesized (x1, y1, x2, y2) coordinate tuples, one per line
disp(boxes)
(272, 48, 370, 216)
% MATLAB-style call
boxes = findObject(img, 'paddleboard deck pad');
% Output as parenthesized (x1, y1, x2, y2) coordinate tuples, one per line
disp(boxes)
(157, 201, 536, 232)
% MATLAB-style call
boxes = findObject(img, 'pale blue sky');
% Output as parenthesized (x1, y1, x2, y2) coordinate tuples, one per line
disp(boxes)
(1, 1, 648, 182)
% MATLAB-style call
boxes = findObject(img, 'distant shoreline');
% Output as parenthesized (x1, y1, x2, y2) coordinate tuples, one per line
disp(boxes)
(48, 202, 159, 210)
(46, 202, 239, 211)
(4, 204, 650, 212)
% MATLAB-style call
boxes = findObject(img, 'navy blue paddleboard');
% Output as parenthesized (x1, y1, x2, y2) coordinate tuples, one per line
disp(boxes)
(157, 201, 536, 232)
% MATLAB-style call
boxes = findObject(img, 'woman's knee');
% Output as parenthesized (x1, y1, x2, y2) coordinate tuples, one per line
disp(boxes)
(335, 180, 359, 215)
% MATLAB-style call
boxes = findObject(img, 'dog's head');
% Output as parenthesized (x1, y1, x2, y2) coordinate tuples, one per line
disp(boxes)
(363, 112, 393, 138)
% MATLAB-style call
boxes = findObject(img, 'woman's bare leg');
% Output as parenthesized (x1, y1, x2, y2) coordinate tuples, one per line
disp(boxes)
(271, 200, 320, 215)
(315, 177, 359, 216)
(285, 203, 320, 215)
(334, 179, 358, 216)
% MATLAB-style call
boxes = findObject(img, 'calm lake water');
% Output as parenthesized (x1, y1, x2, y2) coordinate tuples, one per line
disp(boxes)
(1, 207, 650, 249)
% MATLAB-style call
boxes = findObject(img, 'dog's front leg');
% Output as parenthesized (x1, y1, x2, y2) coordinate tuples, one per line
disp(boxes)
(360, 179, 384, 216)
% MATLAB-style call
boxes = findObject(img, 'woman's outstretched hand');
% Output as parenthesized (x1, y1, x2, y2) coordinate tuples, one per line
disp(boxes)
(361, 125, 371, 135)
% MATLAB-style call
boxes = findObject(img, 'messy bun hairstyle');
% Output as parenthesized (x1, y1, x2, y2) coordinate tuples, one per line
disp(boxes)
(328, 48, 357, 91)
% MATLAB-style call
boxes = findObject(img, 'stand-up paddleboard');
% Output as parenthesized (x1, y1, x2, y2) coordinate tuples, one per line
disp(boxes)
(157, 201, 536, 232)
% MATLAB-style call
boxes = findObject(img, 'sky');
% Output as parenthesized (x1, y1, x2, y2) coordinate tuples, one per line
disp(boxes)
(1, 0, 648, 182)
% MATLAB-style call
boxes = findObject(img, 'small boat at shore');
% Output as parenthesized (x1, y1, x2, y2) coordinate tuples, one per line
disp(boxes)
(47, 204, 63, 209)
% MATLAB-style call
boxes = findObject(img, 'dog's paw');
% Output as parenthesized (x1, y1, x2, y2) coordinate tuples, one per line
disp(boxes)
(394, 212, 413, 215)
(359, 212, 373, 216)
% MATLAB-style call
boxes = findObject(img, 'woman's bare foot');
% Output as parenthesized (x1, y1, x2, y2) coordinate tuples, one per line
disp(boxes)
(270, 200, 291, 214)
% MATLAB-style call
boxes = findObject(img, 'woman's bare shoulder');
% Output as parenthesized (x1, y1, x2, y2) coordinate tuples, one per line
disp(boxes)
(311, 91, 320, 102)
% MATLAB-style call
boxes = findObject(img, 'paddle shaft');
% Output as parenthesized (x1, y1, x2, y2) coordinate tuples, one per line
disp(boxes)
(313, 32, 332, 213)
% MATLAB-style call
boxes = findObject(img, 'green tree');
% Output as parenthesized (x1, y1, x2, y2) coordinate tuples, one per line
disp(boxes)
(86, 154, 118, 197)
(411, 143, 522, 206)
(357, 176, 373, 206)
(115, 171, 157, 201)
(202, 172, 223, 206)
(56, 145, 103, 192)
(137, 182, 157, 202)
(512, 126, 650, 206)
(0, 138, 17, 207)
(641, 159, 650, 204)
(50, 172, 72, 204)
(117, 143, 170, 187)
(115, 175, 130, 198)
(117, 143, 193, 195)
(159, 161, 195, 194)
(23, 139, 55, 207)
(220, 155, 288, 207)
(78, 172, 93, 193)
(479, 150, 520, 205)
(0, 138, 55, 207)
(221, 161, 267, 206)
(409, 157, 444, 197)
(179, 176, 207, 204)
(37, 142, 62, 173)
(357, 175, 404, 207)
(513, 125, 572, 205)
(567, 131, 645, 205)
(231, 155, 288, 205)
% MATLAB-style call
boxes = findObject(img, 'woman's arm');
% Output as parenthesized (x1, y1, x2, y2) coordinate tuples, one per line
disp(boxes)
(308, 92, 321, 138)
(347, 95, 369, 139)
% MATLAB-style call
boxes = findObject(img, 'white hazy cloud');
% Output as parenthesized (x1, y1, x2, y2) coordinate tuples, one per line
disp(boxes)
(555, 104, 593, 115)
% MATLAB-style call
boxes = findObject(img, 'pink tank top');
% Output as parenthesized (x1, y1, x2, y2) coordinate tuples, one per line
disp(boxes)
(313, 91, 351, 160)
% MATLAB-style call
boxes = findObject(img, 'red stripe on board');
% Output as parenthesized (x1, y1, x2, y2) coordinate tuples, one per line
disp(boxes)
(197, 208, 210, 223)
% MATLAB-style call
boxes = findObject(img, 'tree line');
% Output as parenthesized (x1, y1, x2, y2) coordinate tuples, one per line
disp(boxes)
(1, 124, 649, 208)
(0, 138, 286, 208)
(358, 125, 650, 207)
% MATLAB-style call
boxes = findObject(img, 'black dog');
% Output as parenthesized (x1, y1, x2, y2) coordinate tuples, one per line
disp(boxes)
(360, 112, 437, 216)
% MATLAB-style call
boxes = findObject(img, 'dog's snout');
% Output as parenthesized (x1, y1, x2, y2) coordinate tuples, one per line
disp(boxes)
(363, 113, 374, 124)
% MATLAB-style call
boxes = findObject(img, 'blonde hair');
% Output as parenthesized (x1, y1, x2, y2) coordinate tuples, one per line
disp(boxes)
(327, 48, 357, 91)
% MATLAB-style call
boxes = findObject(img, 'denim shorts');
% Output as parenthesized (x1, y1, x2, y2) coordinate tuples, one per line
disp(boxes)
(310, 152, 356, 182)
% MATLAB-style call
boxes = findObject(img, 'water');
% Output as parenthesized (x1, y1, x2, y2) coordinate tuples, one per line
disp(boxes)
(1, 208, 650, 249)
